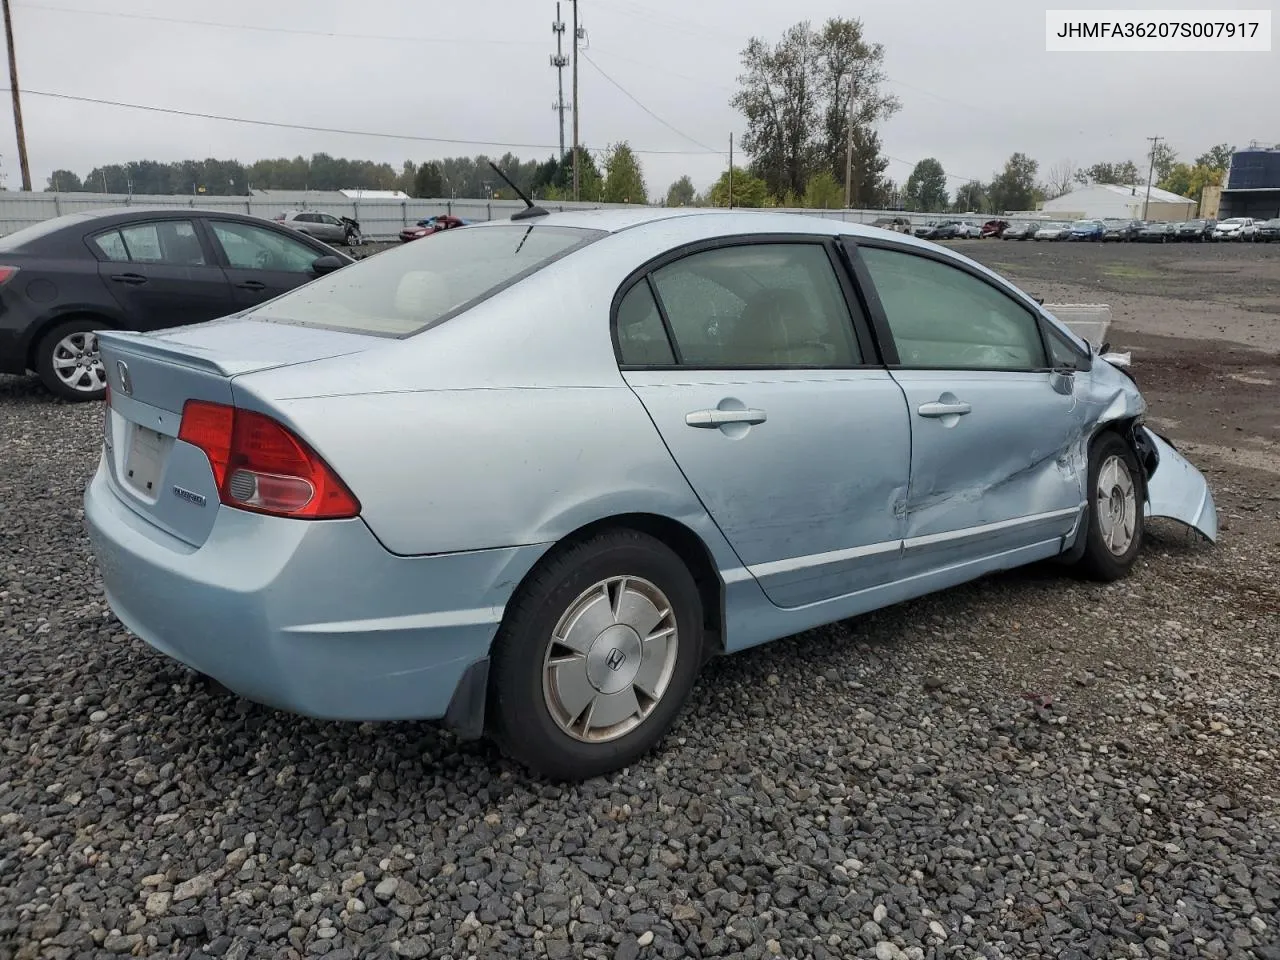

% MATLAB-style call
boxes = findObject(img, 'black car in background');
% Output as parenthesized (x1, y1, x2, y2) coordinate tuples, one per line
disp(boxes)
(1102, 219, 1142, 242)
(0, 208, 353, 400)
(1135, 221, 1174, 243)
(1256, 218, 1280, 241)
(1174, 218, 1216, 242)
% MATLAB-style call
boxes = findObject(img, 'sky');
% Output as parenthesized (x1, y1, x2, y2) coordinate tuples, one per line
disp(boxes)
(1, 0, 1276, 198)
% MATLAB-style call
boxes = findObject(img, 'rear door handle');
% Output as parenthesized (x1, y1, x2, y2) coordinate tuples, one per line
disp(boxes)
(110, 273, 148, 285)
(235, 280, 266, 291)
(686, 408, 767, 428)
(918, 400, 972, 418)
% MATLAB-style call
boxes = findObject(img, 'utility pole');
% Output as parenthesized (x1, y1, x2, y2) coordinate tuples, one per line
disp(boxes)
(2, 0, 31, 191)
(727, 133, 733, 209)
(571, 0, 580, 201)
(550, 3, 568, 162)
(1143, 135, 1162, 220)
(843, 69, 856, 208)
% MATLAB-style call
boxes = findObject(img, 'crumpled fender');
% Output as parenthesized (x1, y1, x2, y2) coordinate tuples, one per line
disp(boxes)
(1140, 427, 1218, 542)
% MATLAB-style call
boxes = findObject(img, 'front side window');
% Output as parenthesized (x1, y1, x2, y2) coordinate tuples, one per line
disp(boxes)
(647, 243, 861, 368)
(210, 221, 321, 273)
(115, 220, 206, 265)
(247, 224, 603, 336)
(859, 246, 1046, 371)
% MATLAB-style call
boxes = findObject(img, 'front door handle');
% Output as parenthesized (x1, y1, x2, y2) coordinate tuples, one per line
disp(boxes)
(235, 280, 266, 291)
(685, 408, 768, 428)
(110, 273, 148, 285)
(918, 400, 972, 418)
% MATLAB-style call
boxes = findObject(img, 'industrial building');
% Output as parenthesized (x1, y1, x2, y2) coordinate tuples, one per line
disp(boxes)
(1040, 183, 1197, 221)
(1218, 143, 1280, 220)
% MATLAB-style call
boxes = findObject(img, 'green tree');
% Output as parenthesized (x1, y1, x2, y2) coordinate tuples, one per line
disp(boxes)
(45, 169, 83, 191)
(708, 167, 770, 207)
(1195, 143, 1234, 171)
(1150, 142, 1178, 183)
(952, 181, 987, 213)
(603, 142, 647, 203)
(987, 152, 1039, 212)
(903, 158, 948, 211)
(731, 17, 898, 203)
(413, 162, 444, 197)
(1075, 160, 1143, 186)
(803, 170, 843, 208)
(665, 175, 696, 206)
(1161, 162, 1223, 203)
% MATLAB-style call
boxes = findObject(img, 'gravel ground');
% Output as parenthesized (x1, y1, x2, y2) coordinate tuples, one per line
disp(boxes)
(2, 241, 1279, 960)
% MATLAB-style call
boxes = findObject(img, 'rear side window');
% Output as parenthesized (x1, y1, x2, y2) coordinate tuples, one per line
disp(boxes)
(92, 230, 129, 261)
(248, 224, 603, 336)
(616, 281, 675, 365)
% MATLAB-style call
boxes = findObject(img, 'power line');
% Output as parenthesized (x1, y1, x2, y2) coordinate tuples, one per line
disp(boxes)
(579, 52, 718, 153)
(14, 1, 544, 46)
(8, 87, 723, 156)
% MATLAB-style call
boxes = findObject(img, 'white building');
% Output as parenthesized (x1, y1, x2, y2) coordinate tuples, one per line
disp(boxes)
(1041, 183, 1197, 221)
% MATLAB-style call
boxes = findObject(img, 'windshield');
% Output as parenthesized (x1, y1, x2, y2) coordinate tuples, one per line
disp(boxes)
(247, 224, 605, 336)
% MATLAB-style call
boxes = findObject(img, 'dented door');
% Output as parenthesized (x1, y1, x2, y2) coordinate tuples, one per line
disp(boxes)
(1142, 429, 1219, 541)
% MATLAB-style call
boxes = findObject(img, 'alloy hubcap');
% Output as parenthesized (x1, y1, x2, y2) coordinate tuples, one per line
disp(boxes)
(542, 576, 679, 744)
(51, 332, 105, 393)
(1096, 455, 1137, 556)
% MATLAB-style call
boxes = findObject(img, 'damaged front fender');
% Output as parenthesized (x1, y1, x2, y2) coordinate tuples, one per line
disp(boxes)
(1140, 428, 1219, 542)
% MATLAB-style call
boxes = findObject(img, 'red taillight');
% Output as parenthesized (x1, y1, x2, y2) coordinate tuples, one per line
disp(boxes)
(177, 400, 359, 519)
(0, 265, 19, 285)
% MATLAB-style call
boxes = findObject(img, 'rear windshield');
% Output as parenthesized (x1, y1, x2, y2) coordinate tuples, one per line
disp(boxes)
(247, 223, 605, 336)
(0, 213, 93, 252)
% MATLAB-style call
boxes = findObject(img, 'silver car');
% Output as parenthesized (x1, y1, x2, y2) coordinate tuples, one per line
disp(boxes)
(84, 209, 1218, 781)
(277, 210, 362, 246)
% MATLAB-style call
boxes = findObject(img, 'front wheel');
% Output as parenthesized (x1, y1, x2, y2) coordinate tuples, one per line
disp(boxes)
(36, 318, 109, 402)
(489, 530, 704, 780)
(1077, 432, 1144, 581)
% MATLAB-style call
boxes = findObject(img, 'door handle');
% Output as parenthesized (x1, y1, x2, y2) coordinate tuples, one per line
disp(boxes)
(110, 273, 148, 285)
(685, 408, 767, 428)
(918, 400, 972, 418)
(235, 280, 266, 291)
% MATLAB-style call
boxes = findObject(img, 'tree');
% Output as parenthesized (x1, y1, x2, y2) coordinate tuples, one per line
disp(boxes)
(1160, 162, 1223, 203)
(413, 162, 444, 197)
(1075, 160, 1143, 186)
(802, 170, 843, 208)
(987, 152, 1039, 212)
(1195, 143, 1234, 171)
(45, 169, 83, 192)
(665, 175, 696, 207)
(708, 167, 770, 207)
(731, 17, 898, 203)
(1150, 142, 1178, 183)
(903, 158, 948, 211)
(603, 142, 647, 204)
(952, 181, 987, 213)
(1045, 160, 1076, 199)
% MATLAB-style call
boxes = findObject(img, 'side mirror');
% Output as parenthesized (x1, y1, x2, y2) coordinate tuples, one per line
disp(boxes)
(1049, 368, 1076, 396)
(311, 255, 347, 276)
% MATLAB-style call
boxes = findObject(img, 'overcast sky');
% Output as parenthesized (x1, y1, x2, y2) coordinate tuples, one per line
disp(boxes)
(3, 0, 1276, 196)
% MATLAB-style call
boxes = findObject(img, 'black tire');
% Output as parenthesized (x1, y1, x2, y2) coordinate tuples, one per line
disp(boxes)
(488, 529, 704, 780)
(36, 318, 109, 402)
(1077, 432, 1144, 581)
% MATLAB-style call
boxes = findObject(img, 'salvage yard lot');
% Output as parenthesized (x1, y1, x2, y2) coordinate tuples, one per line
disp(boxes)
(2, 240, 1278, 960)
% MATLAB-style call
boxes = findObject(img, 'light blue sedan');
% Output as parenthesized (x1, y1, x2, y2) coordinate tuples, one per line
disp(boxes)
(84, 208, 1217, 780)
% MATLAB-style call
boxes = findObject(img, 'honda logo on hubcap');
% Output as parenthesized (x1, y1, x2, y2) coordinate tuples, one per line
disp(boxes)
(605, 648, 627, 671)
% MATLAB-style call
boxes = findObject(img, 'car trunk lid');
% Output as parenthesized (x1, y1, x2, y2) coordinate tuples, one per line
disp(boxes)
(97, 319, 379, 547)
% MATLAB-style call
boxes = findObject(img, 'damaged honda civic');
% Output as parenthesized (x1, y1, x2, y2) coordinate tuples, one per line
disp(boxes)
(83, 205, 1217, 781)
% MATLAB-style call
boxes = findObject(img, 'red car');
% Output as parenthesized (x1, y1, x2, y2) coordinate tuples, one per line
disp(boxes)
(980, 219, 1011, 238)
(398, 215, 470, 243)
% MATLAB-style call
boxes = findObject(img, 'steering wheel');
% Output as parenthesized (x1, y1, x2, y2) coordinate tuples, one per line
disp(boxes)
(254, 249, 273, 269)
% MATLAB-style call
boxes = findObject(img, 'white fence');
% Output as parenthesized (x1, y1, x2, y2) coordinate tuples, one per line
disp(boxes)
(0, 192, 1047, 241)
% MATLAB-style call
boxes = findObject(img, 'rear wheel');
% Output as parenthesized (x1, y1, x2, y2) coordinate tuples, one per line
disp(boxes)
(1077, 432, 1144, 581)
(489, 530, 704, 780)
(36, 318, 108, 402)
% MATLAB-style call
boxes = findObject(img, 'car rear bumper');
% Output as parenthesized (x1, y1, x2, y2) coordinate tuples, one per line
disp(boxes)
(84, 457, 550, 722)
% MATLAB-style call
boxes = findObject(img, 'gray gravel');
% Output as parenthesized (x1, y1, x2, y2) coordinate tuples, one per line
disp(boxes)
(2, 341, 1279, 960)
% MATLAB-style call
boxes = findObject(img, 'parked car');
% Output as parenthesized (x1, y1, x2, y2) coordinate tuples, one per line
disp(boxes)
(84, 208, 1217, 781)
(1001, 221, 1040, 240)
(0, 208, 353, 401)
(1136, 221, 1174, 242)
(1034, 221, 1071, 240)
(1212, 217, 1256, 241)
(1174, 218, 1216, 242)
(1102, 219, 1142, 242)
(1068, 219, 1105, 242)
(1257, 218, 1280, 241)
(911, 220, 940, 239)
(871, 216, 911, 234)
(980, 219, 1010, 238)
(399, 215, 471, 243)
(276, 211, 363, 247)
(953, 219, 983, 239)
